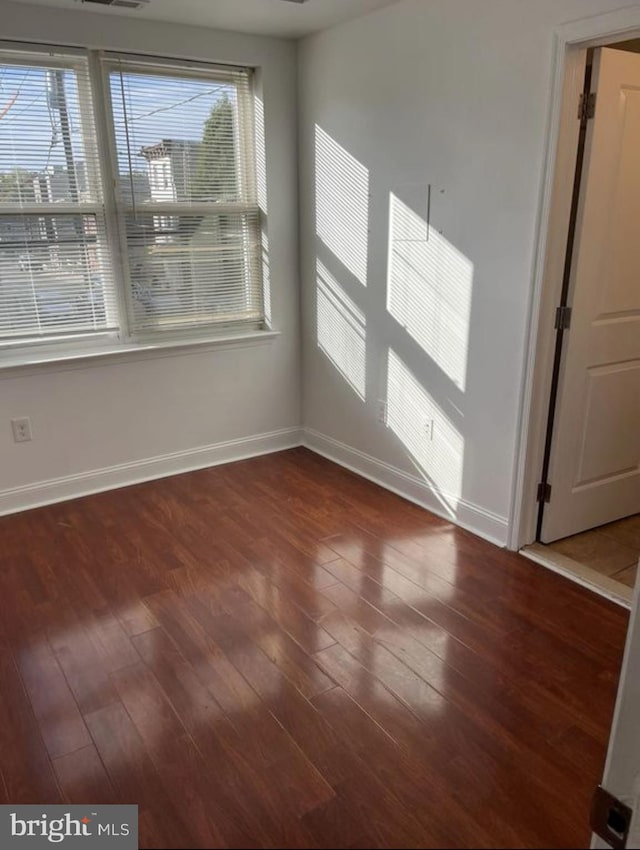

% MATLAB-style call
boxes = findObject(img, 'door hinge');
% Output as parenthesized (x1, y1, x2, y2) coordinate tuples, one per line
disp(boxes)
(537, 482, 552, 503)
(555, 305, 572, 331)
(591, 785, 633, 850)
(578, 91, 597, 124)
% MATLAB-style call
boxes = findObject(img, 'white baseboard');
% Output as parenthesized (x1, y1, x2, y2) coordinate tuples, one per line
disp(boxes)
(303, 428, 509, 547)
(1, 424, 509, 549)
(0, 426, 303, 517)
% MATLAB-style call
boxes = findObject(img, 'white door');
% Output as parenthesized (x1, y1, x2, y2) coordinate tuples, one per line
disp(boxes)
(594, 579, 640, 849)
(542, 47, 640, 543)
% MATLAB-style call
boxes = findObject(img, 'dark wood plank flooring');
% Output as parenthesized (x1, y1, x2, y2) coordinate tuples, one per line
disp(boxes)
(0, 448, 629, 848)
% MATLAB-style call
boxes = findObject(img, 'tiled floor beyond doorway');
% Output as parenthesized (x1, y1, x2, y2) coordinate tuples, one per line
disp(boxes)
(521, 515, 639, 608)
(547, 515, 640, 590)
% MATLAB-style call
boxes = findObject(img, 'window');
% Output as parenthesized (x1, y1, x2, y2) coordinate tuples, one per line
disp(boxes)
(0, 44, 264, 359)
(0, 49, 117, 346)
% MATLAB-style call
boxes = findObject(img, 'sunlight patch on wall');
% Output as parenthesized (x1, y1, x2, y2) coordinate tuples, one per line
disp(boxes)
(387, 349, 464, 514)
(317, 259, 366, 399)
(261, 229, 272, 327)
(315, 125, 369, 286)
(254, 94, 271, 326)
(254, 94, 267, 213)
(387, 193, 472, 391)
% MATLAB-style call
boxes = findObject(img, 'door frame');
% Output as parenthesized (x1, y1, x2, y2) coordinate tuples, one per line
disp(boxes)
(509, 6, 640, 551)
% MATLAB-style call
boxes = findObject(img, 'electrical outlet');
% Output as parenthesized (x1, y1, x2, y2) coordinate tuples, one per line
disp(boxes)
(11, 417, 32, 443)
(424, 419, 435, 441)
(377, 400, 387, 425)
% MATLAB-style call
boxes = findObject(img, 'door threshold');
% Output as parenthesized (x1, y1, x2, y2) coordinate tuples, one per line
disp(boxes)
(521, 542, 632, 609)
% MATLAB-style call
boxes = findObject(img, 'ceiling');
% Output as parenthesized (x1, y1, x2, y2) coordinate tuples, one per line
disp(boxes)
(11, 0, 402, 39)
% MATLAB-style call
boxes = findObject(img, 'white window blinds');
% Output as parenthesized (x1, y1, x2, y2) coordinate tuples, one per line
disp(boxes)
(104, 58, 263, 335)
(0, 48, 117, 345)
(0, 45, 265, 356)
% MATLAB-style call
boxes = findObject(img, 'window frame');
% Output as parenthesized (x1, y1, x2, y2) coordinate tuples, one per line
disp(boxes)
(0, 46, 121, 350)
(0, 43, 270, 369)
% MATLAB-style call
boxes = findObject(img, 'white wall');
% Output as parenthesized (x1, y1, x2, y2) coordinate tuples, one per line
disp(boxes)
(297, 0, 633, 545)
(0, 0, 301, 510)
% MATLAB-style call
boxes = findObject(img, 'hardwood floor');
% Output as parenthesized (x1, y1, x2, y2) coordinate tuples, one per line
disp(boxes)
(0, 448, 629, 848)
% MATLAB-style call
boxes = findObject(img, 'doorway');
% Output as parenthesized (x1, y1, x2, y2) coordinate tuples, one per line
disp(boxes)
(515, 28, 640, 606)
(511, 12, 640, 840)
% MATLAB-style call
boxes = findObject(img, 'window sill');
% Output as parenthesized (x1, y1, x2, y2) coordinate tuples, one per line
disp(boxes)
(0, 329, 281, 378)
